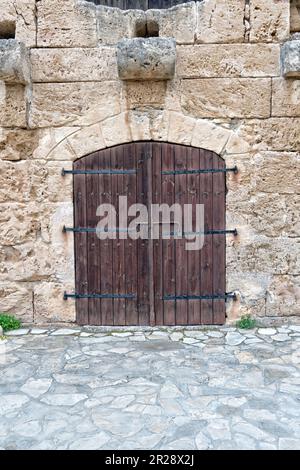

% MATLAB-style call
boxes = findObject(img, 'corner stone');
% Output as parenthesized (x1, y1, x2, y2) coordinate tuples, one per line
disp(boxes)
(281, 40, 300, 77)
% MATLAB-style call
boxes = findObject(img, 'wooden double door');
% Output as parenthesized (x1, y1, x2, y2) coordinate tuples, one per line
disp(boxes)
(73, 142, 226, 326)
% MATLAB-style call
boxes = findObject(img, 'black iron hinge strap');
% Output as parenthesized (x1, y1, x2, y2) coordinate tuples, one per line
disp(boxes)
(64, 292, 136, 300)
(63, 226, 238, 236)
(62, 169, 136, 176)
(161, 166, 238, 175)
(163, 293, 237, 301)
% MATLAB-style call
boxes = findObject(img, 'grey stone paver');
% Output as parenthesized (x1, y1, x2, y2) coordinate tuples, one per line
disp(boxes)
(0, 325, 299, 450)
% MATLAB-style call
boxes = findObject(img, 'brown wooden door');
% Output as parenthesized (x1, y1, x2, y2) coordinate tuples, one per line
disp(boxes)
(74, 142, 226, 325)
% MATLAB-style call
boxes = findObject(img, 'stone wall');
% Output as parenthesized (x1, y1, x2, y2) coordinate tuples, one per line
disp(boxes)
(0, 0, 299, 325)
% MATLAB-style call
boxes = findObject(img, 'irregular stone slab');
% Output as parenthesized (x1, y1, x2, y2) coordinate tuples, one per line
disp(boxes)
(14, 420, 42, 437)
(195, 431, 212, 450)
(281, 40, 300, 77)
(40, 393, 87, 406)
(69, 433, 110, 450)
(271, 334, 290, 342)
(258, 328, 277, 336)
(279, 438, 300, 450)
(0, 394, 29, 415)
(6, 329, 30, 336)
(0, 40, 31, 85)
(21, 378, 52, 398)
(117, 38, 176, 81)
(226, 332, 245, 346)
(170, 332, 184, 341)
(30, 328, 48, 335)
(51, 329, 80, 336)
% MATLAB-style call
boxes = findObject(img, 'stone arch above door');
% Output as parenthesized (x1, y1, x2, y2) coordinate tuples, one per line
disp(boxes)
(40, 111, 251, 163)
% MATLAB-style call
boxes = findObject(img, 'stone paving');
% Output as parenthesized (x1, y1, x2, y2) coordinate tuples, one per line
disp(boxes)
(0, 325, 300, 450)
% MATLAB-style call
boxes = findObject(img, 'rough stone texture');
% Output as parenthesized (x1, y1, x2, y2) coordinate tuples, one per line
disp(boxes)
(181, 78, 271, 118)
(96, 6, 145, 45)
(0, 83, 26, 127)
(272, 78, 300, 117)
(0, 40, 31, 85)
(0, 0, 36, 47)
(0, 128, 38, 161)
(291, 0, 300, 33)
(196, 0, 245, 44)
(176, 44, 280, 78)
(31, 47, 118, 83)
(0, 328, 299, 449)
(117, 38, 176, 81)
(37, 0, 97, 48)
(249, 0, 290, 43)
(281, 40, 300, 78)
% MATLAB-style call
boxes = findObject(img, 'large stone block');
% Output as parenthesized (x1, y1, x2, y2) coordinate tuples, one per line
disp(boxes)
(147, 2, 196, 45)
(191, 119, 231, 154)
(249, 0, 290, 43)
(117, 38, 176, 81)
(124, 81, 167, 108)
(0, 0, 36, 47)
(33, 282, 76, 324)
(291, 0, 300, 33)
(67, 123, 105, 159)
(253, 152, 300, 194)
(0, 203, 41, 246)
(266, 275, 300, 317)
(181, 78, 271, 118)
(0, 83, 26, 127)
(31, 47, 118, 83)
(0, 128, 38, 161)
(37, 0, 97, 47)
(0, 282, 33, 322)
(281, 40, 300, 78)
(272, 78, 300, 117)
(33, 127, 79, 161)
(29, 81, 122, 128)
(97, 7, 145, 45)
(0, 40, 30, 85)
(176, 44, 280, 78)
(229, 119, 300, 151)
(196, 0, 245, 44)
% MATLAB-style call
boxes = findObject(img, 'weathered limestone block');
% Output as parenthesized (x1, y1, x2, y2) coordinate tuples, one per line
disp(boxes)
(29, 81, 122, 128)
(177, 44, 280, 78)
(0, 128, 38, 161)
(0, 203, 41, 246)
(101, 112, 132, 147)
(227, 237, 300, 275)
(191, 119, 232, 154)
(31, 47, 118, 83)
(181, 78, 271, 118)
(0, 282, 33, 322)
(0, 0, 36, 47)
(196, 0, 245, 44)
(0, 40, 30, 85)
(117, 38, 176, 81)
(253, 152, 300, 194)
(33, 127, 79, 161)
(97, 7, 145, 45)
(0, 83, 26, 127)
(291, 0, 300, 32)
(249, 0, 290, 43)
(266, 275, 300, 317)
(0, 161, 73, 204)
(33, 282, 76, 324)
(67, 123, 105, 159)
(272, 78, 300, 117)
(128, 110, 151, 141)
(168, 112, 196, 145)
(147, 2, 196, 44)
(281, 40, 300, 77)
(230, 119, 300, 151)
(124, 81, 167, 108)
(37, 0, 97, 47)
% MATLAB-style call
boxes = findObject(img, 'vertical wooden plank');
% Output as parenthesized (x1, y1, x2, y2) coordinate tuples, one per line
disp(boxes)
(124, 143, 139, 325)
(152, 142, 164, 325)
(212, 153, 226, 324)
(187, 146, 201, 325)
(148, 143, 155, 326)
(174, 144, 188, 325)
(73, 158, 88, 325)
(161, 143, 176, 325)
(136, 142, 150, 325)
(86, 152, 101, 325)
(99, 148, 114, 325)
(200, 149, 213, 324)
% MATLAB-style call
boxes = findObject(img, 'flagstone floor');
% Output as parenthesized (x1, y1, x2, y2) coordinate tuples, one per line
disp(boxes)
(0, 325, 300, 450)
